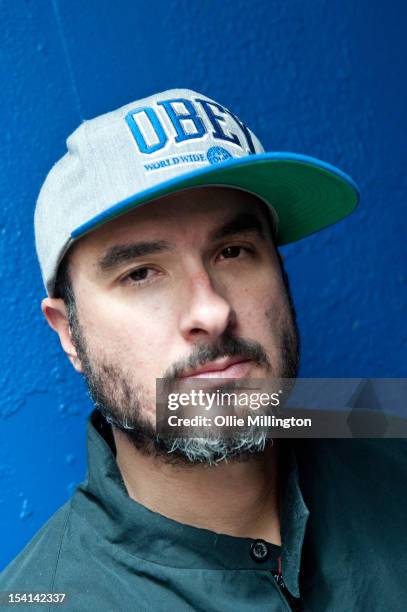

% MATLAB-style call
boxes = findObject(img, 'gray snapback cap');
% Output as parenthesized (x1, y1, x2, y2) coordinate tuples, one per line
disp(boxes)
(34, 88, 359, 297)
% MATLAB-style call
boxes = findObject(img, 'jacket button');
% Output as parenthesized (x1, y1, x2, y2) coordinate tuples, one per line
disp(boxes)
(250, 539, 270, 563)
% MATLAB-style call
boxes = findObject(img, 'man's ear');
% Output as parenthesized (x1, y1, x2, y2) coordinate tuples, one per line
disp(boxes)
(41, 298, 84, 373)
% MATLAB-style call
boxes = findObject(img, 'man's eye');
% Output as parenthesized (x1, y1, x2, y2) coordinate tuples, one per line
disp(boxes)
(219, 245, 249, 259)
(124, 267, 156, 284)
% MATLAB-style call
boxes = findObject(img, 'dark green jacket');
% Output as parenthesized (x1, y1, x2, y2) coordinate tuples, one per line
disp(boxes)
(1, 410, 406, 611)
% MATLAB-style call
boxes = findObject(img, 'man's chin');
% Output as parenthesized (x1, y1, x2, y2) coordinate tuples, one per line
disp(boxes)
(111, 414, 271, 467)
(161, 432, 272, 466)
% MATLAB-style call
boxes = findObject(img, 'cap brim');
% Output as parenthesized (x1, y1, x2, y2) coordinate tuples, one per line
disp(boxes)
(71, 152, 359, 246)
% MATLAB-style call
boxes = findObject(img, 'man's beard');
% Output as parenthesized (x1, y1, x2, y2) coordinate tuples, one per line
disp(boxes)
(69, 270, 300, 466)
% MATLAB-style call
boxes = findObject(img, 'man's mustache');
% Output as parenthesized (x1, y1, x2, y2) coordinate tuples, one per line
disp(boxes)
(163, 335, 271, 381)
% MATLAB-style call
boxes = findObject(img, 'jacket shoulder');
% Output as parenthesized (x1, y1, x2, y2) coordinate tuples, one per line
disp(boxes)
(0, 502, 72, 590)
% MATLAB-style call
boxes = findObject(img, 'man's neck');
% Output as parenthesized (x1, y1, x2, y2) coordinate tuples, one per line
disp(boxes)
(112, 430, 281, 545)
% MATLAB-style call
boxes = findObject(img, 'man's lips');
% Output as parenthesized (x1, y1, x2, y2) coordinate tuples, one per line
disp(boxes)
(180, 357, 253, 379)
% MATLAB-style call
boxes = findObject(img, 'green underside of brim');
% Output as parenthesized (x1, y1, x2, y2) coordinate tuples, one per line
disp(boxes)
(84, 158, 359, 246)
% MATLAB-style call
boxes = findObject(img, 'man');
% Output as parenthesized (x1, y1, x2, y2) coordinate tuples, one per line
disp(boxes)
(1, 89, 406, 611)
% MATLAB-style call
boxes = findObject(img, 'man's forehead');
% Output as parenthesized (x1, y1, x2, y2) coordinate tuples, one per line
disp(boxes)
(70, 187, 272, 259)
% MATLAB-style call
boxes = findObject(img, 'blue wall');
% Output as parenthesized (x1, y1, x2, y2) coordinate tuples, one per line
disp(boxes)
(1, 0, 406, 568)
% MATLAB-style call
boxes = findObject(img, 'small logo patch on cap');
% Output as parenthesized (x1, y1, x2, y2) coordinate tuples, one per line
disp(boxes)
(207, 146, 233, 165)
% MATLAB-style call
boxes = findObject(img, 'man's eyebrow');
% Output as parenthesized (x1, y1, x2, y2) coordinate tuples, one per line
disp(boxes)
(96, 240, 172, 274)
(209, 212, 267, 241)
(96, 213, 267, 274)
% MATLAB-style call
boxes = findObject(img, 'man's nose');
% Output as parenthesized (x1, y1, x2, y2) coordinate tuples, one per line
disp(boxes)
(178, 269, 236, 343)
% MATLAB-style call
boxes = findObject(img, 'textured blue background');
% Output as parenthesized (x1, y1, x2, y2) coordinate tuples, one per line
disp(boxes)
(1, 0, 406, 568)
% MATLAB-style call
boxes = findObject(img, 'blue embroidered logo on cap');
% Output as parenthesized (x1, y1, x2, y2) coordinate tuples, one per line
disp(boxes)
(125, 97, 257, 156)
(206, 146, 232, 165)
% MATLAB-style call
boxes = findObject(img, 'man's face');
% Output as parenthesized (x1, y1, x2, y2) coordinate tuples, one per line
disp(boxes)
(64, 186, 299, 463)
